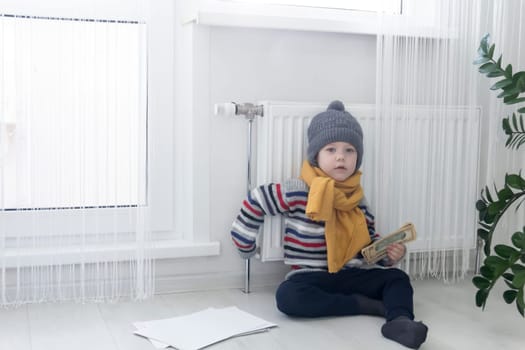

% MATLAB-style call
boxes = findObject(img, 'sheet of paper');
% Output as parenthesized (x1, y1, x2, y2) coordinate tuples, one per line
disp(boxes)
(133, 324, 169, 349)
(133, 309, 218, 349)
(133, 306, 277, 350)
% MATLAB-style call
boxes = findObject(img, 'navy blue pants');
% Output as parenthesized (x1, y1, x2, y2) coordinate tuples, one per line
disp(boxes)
(275, 267, 414, 321)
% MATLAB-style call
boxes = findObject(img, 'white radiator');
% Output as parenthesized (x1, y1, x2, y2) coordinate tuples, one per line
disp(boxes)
(254, 101, 481, 262)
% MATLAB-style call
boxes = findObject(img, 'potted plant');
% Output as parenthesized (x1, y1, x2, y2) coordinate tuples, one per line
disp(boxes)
(472, 34, 525, 316)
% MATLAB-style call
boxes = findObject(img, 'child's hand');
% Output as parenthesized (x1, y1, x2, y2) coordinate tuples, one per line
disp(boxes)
(386, 243, 406, 264)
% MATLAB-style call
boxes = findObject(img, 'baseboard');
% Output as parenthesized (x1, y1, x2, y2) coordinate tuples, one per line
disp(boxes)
(154, 269, 286, 294)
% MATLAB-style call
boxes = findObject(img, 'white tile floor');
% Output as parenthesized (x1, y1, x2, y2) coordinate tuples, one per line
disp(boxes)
(0, 277, 523, 350)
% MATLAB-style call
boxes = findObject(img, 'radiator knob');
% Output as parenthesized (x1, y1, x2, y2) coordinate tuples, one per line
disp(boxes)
(214, 102, 237, 117)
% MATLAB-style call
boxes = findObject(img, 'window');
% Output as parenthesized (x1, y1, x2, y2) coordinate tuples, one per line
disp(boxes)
(1, 0, 220, 264)
(0, 15, 147, 210)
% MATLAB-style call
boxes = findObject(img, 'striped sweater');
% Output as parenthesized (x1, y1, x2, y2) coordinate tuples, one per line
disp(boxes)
(231, 178, 383, 276)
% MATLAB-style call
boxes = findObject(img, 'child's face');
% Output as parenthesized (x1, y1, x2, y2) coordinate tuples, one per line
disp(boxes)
(316, 141, 357, 182)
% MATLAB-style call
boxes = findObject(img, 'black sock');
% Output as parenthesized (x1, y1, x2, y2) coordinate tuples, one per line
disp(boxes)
(381, 316, 428, 349)
(353, 294, 385, 317)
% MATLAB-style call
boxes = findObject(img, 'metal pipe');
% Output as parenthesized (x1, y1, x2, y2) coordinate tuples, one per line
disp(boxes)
(244, 258, 251, 294)
(243, 117, 254, 293)
(246, 118, 254, 194)
(214, 102, 263, 294)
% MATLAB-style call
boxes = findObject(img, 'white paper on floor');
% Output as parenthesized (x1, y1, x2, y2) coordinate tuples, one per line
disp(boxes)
(133, 306, 278, 350)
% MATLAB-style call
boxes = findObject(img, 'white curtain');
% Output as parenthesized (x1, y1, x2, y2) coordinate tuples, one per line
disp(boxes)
(0, 0, 154, 305)
(373, 0, 483, 281)
(482, 1, 525, 246)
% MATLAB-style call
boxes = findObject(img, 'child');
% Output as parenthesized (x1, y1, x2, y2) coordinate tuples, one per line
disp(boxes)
(231, 100, 428, 349)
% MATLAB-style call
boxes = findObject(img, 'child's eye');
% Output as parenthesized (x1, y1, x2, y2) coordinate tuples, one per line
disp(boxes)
(346, 148, 356, 153)
(325, 147, 336, 153)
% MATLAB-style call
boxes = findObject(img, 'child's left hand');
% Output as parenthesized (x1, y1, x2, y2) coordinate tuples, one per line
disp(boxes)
(386, 243, 406, 264)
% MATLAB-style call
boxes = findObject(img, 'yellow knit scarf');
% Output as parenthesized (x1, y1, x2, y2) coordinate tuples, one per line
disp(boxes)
(300, 160, 371, 273)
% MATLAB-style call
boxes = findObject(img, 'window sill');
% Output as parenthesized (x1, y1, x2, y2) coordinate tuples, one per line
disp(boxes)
(191, 9, 380, 35)
(1, 240, 221, 268)
(185, 3, 445, 38)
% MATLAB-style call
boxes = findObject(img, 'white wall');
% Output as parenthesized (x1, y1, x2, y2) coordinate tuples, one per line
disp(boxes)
(162, 1, 524, 292)
(209, 27, 376, 103)
(160, 16, 377, 292)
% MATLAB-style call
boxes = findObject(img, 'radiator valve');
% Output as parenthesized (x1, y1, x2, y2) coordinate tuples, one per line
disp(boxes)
(214, 102, 263, 120)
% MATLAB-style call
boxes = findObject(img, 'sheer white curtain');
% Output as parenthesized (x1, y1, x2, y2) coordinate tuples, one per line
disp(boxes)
(373, 0, 483, 281)
(483, 0, 525, 246)
(0, 0, 154, 305)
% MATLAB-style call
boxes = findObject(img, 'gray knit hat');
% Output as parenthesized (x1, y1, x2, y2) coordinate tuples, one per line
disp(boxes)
(307, 100, 363, 170)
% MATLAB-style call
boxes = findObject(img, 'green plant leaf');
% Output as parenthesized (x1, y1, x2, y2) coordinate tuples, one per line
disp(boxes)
(483, 212, 495, 225)
(497, 86, 521, 98)
(506, 174, 525, 189)
(505, 64, 513, 78)
(512, 271, 525, 288)
(488, 44, 495, 59)
(476, 288, 488, 308)
(503, 93, 519, 103)
(477, 47, 486, 58)
(505, 114, 520, 144)
(517, 137, 525, 149)
(511, 264, 525, 274)
(485, 255, 507, 266)
(518, 75, 525, 92)
(479, 33, 490, 52)
(514, 71, 525, 79)
(495, 244, 519, 259)
(512, 113, 523, 130)
(478, 229, 489, 240)
(487, 71, 505, 78)
(480, 265, 495, 279)
(517, 289, 525, 316)
(503, 117, 512, 134)
(491, 78, 514, 90)
(511, 231, 525, 249)
(504, 96, 525, 105)
(508, 134, 525, 150)
(488, 201, 506, 215)
(473, 276, 491, 289)
(484, 256, 509, 276)
(478, 208, 487, 221)
(473, 56, 491, 65)
(497, 187, 513, 201)
(479, 62, 499, 74)
(476, 199, 487, 211)
(517, 107, 525, 113)
(503, 289, 518, 304)
(485, 186, 494, 202)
